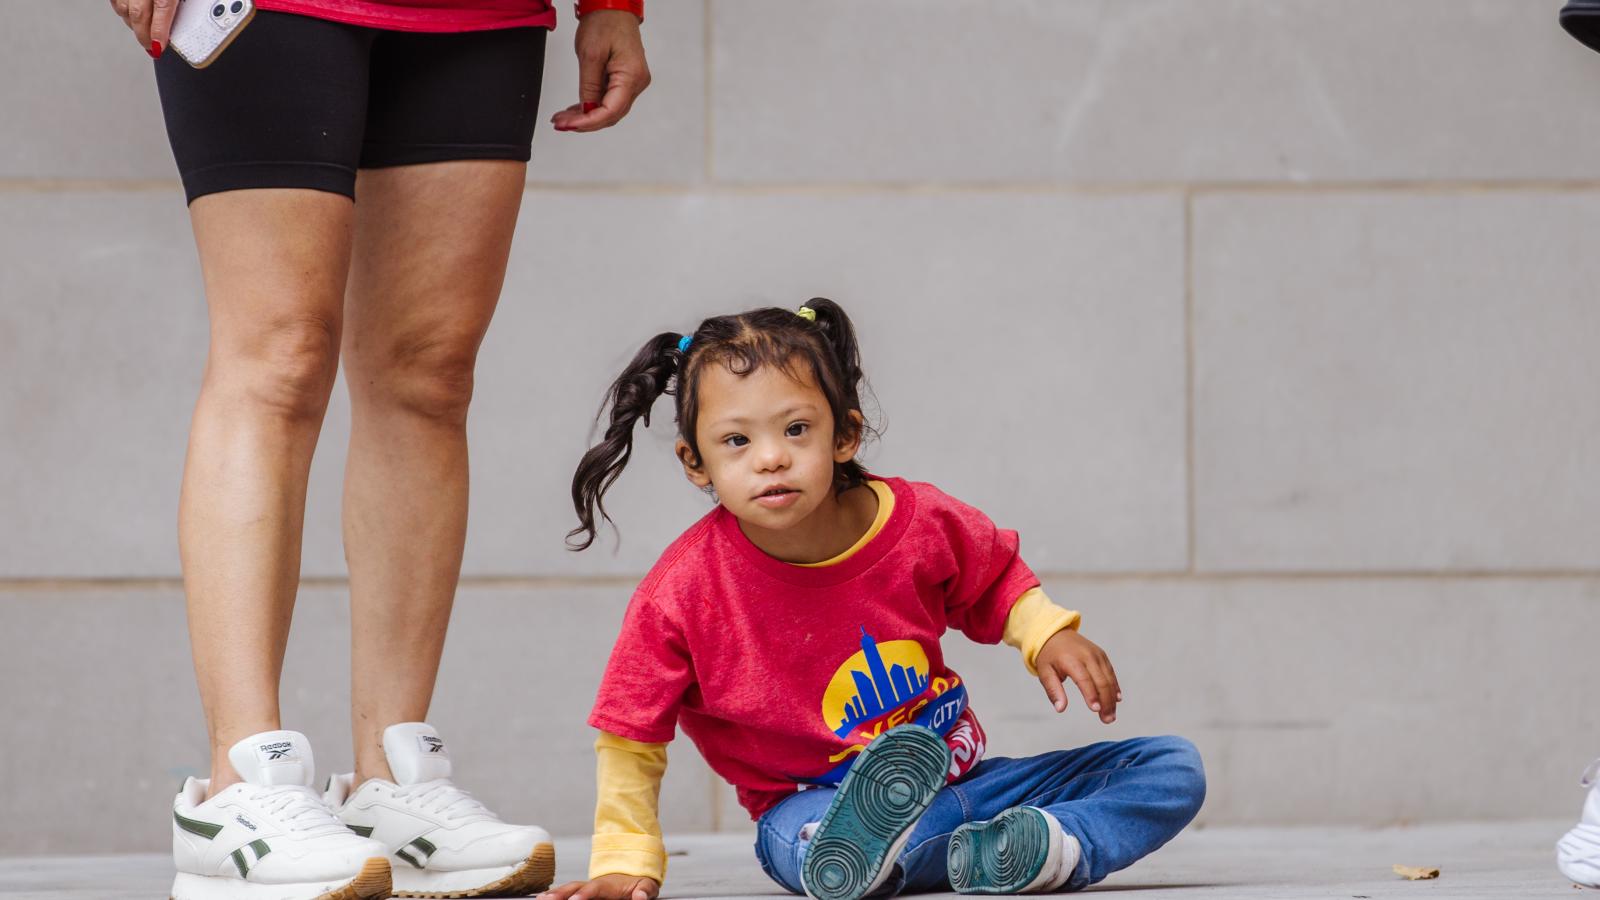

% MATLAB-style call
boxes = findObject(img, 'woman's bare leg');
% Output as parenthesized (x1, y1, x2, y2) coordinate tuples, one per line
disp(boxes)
(179, 188, 354, 794)
(339, 160, 528, 784)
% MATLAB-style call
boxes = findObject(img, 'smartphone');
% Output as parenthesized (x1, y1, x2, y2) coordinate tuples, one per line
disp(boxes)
(170, 0, 256, 69)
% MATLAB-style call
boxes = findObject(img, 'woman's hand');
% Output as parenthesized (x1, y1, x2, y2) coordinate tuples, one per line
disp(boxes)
(551, 10, 651, 132)
(109, 0, 175, 58)
(540, 874, 660, 900)
(1034, 629, 1121, 724)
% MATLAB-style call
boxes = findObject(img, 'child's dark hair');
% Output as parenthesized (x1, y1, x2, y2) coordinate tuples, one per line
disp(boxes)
(568, 297, 872, 551)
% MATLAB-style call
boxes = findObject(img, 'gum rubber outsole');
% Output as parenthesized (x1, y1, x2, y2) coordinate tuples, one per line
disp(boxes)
(170, 856, 392, 900)
(393, 843, 557, 898)
(947, 807, 1053, 894)
(344, 857, 395, 900)
(801, 725, 952, 900)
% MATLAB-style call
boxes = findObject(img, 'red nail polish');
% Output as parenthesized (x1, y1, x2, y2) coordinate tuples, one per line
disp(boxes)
(149, 40, 163, 58)
(582, 101, 599, 113)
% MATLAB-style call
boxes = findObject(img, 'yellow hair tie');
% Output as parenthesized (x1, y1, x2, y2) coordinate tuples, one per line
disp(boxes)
(796, 306, 817, 322)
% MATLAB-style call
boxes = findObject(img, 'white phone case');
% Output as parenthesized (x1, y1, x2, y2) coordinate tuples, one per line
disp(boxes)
(170, 0, 256, 69)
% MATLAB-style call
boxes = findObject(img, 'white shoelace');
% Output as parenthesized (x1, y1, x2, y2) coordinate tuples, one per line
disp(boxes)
(249, 785, 350, 835)
(392, 779, 499, 824)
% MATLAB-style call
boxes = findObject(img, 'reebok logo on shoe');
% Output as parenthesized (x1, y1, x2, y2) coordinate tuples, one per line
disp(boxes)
(257, 741, 297, 763)
(419, 735, 447, 755)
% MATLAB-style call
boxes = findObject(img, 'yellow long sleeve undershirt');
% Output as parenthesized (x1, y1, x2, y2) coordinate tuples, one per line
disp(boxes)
(587, 481, 1080, 882)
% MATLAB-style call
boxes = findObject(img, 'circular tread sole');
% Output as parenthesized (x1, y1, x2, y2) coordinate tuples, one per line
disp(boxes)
(948, 807, 1052, 895)
(802, 726, 952, 900)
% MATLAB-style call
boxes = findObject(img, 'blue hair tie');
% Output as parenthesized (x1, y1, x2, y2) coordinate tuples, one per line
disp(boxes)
(677, 335, 693, 353)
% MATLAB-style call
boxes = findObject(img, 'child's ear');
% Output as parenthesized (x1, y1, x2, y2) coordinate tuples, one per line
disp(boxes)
(833, 410, 865, 463)
(676, 438, 712, 488)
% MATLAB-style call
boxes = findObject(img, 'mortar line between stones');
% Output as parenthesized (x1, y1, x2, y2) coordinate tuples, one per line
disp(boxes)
(5, 570, 1600, 592)
(1184, 189, 1197, 574)
(11, 179, 1600, 195)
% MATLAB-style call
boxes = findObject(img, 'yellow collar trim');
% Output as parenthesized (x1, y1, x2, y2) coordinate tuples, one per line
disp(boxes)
(794, 479, 895, 568)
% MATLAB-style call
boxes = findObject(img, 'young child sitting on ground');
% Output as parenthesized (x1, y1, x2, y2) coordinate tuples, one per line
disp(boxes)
(541, 300, 1205, 900)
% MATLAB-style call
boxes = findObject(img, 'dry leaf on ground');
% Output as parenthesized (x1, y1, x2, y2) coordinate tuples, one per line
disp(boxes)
(1392, 864, 1441, 880)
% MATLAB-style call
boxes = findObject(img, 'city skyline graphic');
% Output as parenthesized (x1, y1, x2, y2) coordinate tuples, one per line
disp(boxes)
(832, 626, 931, 736)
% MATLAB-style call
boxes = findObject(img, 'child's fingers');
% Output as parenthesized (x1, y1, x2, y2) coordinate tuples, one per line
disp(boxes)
(1098, 651, 1122, 706)
(1086, 656, 1118, 722)
(539, 881, 587, 900)
(1101, 651, 1122, 702)
(1038, 665, 1068, 713)
(1062, 659, 1103, 714)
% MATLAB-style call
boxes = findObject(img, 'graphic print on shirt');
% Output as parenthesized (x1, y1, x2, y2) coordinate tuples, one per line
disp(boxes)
(804, 626, 972, 785)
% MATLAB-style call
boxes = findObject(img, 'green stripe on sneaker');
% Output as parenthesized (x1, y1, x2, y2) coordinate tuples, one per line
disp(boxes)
(396, 847, 424, 869)
(173, 811, 223, 840)
(248, 838, 271, 860)
(231, 848, 249, 877)
(410, 836, 437, 856)
(348, 824, 374, 837)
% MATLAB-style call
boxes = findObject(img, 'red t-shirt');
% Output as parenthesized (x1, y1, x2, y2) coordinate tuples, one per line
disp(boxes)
(255, 0, 556, 32)
(588, 477, 1041, 819)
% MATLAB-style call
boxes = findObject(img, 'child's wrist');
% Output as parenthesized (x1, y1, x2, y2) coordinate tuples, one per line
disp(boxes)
(588, 838, 667, 883)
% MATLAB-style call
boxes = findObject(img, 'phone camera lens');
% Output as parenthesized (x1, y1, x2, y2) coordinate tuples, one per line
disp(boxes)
(211, 4, 224, 15)
(230, 1, 243, 11)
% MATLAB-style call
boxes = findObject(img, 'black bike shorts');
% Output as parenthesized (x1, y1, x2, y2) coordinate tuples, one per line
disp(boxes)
(153, 10, 547, 204)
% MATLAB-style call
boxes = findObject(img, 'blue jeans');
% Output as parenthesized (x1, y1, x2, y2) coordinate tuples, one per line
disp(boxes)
(753, 735, 1205, 894)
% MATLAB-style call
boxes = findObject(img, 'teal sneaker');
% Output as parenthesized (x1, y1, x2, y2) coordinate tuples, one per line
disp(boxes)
(947, 806, 1080, 894)
(800, 725, 952, 900)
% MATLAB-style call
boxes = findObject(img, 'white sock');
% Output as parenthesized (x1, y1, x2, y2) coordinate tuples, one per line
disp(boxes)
(1037, 814, 1081, 893)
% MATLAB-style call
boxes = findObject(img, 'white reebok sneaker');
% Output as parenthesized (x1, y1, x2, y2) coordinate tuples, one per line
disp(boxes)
(171, 729, 392, 900)
(325, 723, 554, 898)
(1558, 757, 1600, 888)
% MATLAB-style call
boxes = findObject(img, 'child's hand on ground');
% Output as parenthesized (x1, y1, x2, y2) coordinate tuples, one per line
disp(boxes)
(1034, 629, 1120, 723)
(540, 874, 660, 900)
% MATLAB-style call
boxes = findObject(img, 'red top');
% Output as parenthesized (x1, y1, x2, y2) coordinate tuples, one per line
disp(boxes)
(255, 0, 556, 32)
(588, 477, 1041, 819)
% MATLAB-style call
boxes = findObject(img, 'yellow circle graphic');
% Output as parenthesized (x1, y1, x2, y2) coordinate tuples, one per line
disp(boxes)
(821, 629, 932, 736)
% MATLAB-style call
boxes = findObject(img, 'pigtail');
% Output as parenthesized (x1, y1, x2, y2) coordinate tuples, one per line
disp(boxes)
(797, 298, 873, 488)
(568, 332, 688, 550)
(801, 298, 865, 440)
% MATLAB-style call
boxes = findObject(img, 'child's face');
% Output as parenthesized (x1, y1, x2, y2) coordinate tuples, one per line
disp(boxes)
(676, 360, 863, 531)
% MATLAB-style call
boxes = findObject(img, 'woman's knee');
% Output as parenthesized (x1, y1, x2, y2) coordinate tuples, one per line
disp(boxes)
(350, 328, 481, 424)
(212, 312, 341, 422)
